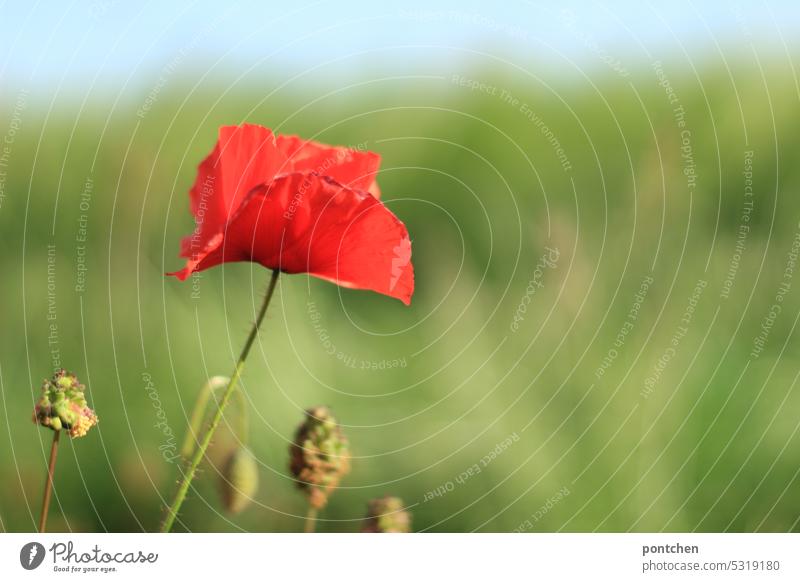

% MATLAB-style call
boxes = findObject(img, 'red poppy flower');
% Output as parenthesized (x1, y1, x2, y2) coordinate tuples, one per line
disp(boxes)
(168, 124, 413, 304)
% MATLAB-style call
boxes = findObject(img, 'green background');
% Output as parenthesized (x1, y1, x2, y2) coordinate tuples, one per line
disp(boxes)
(2, 55, 800, 532)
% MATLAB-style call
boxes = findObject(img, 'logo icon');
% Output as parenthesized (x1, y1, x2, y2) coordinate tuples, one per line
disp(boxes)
(20, 542, 46, 570)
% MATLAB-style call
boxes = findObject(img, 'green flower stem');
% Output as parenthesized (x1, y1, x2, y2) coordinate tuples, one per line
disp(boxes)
(180, 376, 248, 459)
(38, 429, 61, 533)
(304, 506, 318, 533)
(161, 269, 279, 533)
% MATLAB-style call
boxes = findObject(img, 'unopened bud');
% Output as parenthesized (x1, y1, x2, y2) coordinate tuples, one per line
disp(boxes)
(289, 406, 350, 509)
(219, 447, 259, 514)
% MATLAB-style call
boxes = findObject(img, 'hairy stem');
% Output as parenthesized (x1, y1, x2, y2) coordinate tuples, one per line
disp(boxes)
(304, 506, 318, 533)
(180, 376, 249, 459)
(161, 269, 279, 532)
(38, 430, 61, 533)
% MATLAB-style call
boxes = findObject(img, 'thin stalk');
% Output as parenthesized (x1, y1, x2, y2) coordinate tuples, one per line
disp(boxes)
(180, 376, 249, 459)
(38, 430, 61, 533)
(161, 269, 279, 532)
(304, 506, 318, 533)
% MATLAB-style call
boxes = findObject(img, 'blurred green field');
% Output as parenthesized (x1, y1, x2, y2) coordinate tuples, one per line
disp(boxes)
(2, 57, 800, 532)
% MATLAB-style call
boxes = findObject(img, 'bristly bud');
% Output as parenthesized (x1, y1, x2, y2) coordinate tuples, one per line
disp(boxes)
(32, 369, 98, 438)
(361, 495, 411, 533)
(219, 447, 259, 514)
(289, 406, 350, 509)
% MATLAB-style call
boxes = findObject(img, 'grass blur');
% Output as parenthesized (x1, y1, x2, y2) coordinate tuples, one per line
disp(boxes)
(2, 56, 800, 532)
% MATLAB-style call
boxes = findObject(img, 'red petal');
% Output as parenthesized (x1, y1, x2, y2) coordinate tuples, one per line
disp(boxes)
(169, 173, 413, 304)
(276, 135, 382, 198)
(181, 124, 287, 258)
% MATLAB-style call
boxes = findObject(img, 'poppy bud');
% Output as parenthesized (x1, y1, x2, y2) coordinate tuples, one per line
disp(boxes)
(219, 447, 259, 514)
(361, 495, 411, 533)
(32, 369, 98, 438)
(289, 406, 350, 509)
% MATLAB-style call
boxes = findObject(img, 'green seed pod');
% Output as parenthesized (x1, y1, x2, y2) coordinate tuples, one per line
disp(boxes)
(361, 496, 411, 533)
(32, 369, 98, 438)
(289, 406, 350, 509)
(219, 447, 259, 514)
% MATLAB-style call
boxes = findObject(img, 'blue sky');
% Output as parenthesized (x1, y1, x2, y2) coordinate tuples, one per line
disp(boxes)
(1, 0, 799, 88)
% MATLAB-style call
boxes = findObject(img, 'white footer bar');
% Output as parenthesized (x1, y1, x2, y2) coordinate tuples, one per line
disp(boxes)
(1, 533, 797, 581)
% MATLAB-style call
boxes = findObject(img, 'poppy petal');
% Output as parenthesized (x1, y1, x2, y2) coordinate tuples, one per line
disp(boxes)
(170, 173, 413, 304)
(276, 135, 382, 198)
(180, 124, 287, 258)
